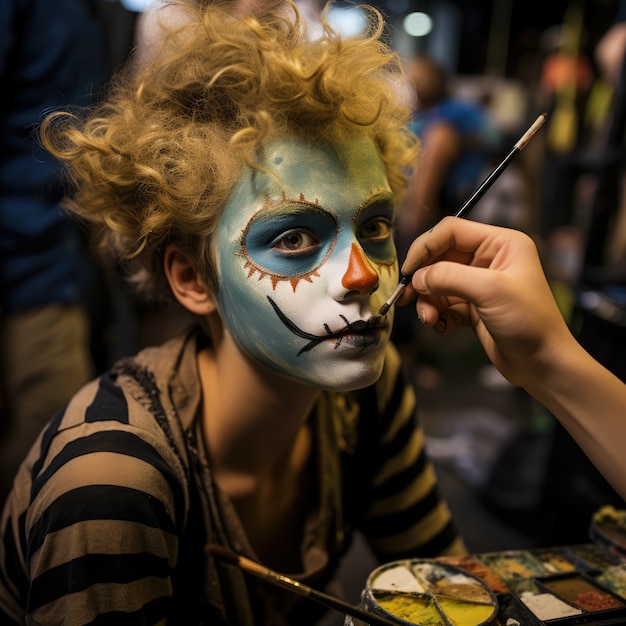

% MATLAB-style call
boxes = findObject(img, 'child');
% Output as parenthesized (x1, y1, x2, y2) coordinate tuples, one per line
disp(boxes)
(0, 2, 464, 624)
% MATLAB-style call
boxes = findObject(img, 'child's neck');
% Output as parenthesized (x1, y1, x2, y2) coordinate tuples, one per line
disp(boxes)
(196, 342, 319, 472)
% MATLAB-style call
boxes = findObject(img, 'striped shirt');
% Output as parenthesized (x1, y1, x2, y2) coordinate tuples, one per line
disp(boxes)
(0, 328, 464, 625)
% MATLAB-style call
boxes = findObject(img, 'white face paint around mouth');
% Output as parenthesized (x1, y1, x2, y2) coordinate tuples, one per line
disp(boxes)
(215, 136, 399, 391)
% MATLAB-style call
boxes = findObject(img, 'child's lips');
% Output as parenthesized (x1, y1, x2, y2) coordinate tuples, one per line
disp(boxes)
(326, 321, 387, 349)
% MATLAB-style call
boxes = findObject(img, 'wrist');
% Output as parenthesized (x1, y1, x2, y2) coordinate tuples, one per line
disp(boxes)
(520, 332, 599, 413)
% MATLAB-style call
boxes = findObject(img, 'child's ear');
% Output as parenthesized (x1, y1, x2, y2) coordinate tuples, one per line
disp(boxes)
(164, 244, 217, 315)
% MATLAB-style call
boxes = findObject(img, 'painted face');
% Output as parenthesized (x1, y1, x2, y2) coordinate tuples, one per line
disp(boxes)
(215, 136, 398, 391)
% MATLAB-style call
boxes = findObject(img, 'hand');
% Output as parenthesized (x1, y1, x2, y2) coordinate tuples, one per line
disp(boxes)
(395, 217, 575, 388)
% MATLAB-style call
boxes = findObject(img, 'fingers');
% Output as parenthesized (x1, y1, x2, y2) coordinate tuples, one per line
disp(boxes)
(401, 255, 503, 337)
(412, 259, 496, 303)
(399, 216, 477, 276)
(395, 251, 491, 308)
(416, 297, 472, 334)
(399, 216, 525, 277)
(414, 295, 446, 326)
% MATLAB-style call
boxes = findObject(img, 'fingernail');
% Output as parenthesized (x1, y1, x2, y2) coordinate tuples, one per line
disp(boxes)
(418, 308, 426, 325)
(435, 318, 446, 334)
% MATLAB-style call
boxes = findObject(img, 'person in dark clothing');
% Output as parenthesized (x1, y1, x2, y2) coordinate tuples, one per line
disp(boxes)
(0, 0, 107, 502)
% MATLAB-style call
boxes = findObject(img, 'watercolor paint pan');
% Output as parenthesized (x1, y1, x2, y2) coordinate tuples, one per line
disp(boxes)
(529, 547, 583, 575)
(528, 572, 626, 624)
(477, 550, 549, 583)
(436, 554, 510, 594)
(360, 559, 499, 626)
(567, 544, 623, 571)
(494, 591, 543, 625)
(591, 563, 626, 602)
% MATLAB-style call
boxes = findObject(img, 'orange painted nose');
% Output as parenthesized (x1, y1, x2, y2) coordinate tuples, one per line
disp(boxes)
(342, 243, 379, 293)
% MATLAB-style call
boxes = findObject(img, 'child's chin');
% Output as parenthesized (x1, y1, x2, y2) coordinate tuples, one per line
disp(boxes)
(309, 362, 385, 392)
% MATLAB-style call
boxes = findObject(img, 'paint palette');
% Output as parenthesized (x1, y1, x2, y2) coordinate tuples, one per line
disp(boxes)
(351, 559, 499, 625)
(472, 547, 626, 625)
(346, 543, 626, 625)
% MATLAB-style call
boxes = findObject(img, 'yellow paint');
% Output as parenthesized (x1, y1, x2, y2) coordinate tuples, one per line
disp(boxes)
(436, 596, 496, 624)
(375, 592, 445, 625)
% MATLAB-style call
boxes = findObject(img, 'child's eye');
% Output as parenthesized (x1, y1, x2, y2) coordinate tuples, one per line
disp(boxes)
(359, 217, 392, 242)
(273, 228, 320, 254)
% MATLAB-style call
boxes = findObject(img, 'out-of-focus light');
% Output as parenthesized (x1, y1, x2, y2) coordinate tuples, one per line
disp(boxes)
(116, 0, 156, 11)
(327, 6, 368, 38)
(403, 12, 433, 37)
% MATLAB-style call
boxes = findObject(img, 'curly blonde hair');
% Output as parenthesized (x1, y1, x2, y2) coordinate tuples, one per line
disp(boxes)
(41, 0, 416, 303)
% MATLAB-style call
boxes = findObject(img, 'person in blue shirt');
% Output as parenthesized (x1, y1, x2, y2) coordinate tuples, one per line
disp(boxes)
(398, 52, 497, 239)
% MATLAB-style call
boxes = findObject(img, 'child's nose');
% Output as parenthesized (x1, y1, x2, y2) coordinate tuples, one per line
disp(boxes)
(341, 243, 379, 296)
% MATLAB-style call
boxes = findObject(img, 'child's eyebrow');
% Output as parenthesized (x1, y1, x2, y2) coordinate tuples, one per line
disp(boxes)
(258, 193, 323, 215)
(358, 188, 395, 212)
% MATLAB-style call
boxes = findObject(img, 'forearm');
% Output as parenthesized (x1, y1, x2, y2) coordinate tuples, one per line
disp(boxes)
(523, 339, 626, 500)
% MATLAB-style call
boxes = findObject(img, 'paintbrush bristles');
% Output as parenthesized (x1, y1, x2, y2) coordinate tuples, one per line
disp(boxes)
(238, 554, 272, 578)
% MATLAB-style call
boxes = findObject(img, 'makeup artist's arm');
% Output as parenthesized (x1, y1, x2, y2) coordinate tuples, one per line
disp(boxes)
(397, 216, 626, 501)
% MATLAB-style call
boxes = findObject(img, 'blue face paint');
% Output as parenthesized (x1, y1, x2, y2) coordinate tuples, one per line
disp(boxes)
(215, 136, 398, 391)
(242, 202, 337, 282)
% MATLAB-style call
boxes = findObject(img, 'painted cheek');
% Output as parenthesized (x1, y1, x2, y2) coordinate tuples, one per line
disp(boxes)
(342, 243, 379, 293)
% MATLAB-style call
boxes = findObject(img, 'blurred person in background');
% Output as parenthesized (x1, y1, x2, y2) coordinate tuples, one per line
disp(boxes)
(0, 0, 107, 503)
(398, 52, 498, 240)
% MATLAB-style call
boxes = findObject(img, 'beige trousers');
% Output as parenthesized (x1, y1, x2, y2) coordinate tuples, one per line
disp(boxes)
(0, 304, 94, 498)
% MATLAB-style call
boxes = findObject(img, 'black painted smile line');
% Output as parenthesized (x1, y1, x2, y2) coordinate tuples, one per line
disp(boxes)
(267, 296, 384, 356)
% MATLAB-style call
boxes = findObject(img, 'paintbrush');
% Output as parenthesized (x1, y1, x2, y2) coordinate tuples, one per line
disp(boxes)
(205, 544, 399, 626)
(379, 112, 547, 315)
